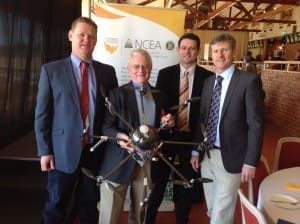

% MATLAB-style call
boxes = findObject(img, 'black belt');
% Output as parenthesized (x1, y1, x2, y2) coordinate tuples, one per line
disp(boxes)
(213, 145, 221, 149)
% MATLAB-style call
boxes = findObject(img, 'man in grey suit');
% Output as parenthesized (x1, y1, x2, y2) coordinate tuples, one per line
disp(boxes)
(98, 48, 174, 224)
(191, 33, 265, 224)
(34, 17, 118, 224)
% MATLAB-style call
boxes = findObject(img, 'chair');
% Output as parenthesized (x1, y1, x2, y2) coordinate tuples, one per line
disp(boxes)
(248, 155, 270, 206)
(273, 137, 300, 172)
(238, 189, 267, 224)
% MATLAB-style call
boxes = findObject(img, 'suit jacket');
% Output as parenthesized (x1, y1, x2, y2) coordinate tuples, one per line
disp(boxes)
(198, 68, 265, 173)
(152, 64, 213, 181)
(34, 57, 118, 173)
(156, 64, 214, 132)
(98, 82, 166, 184)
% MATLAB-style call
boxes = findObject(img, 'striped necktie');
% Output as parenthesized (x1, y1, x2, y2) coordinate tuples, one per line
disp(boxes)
(176, 71, 189, 131)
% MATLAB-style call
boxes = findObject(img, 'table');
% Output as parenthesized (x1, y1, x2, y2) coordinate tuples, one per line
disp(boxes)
(257, 167, 300, 224)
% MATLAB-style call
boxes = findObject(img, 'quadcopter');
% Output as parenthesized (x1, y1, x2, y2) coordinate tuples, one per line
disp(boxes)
(81, 88, 212, 205)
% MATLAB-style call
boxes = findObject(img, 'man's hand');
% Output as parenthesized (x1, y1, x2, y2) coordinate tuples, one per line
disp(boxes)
(190, 155, 200, 172)
(40, 154, 55, 172)
(160, 113, 175, 128)
(116, 132, 134, 152)
(241, 165, 256, 183)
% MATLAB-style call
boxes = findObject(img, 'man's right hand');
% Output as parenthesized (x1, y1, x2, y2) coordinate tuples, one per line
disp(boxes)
(116, 132, 134, 152)
(40, 154, 55, 172)
(190, 155, 200, 172)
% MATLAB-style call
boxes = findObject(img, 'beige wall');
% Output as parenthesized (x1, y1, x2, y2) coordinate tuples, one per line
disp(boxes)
(191, 30, 249, 61)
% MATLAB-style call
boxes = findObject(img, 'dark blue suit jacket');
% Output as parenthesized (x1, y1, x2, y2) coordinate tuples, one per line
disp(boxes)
(35, 57, 118, 173)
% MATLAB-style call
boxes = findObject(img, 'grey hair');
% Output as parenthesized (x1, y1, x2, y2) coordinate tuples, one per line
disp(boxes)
(128, 48, 152, 67)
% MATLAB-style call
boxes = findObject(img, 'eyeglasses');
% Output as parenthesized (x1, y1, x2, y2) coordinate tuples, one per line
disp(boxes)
(131, 64, 151, 70)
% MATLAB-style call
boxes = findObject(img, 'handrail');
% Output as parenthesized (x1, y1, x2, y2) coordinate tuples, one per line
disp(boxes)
(198, 60, 300, 73)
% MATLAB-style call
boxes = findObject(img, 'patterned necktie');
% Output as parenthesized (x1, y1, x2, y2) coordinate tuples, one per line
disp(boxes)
(176, 71, 189, 131)
(80, 61, 89, 134)
(206, 75, 223, 150)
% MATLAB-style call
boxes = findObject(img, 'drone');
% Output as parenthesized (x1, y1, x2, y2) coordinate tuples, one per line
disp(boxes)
(81, 89, 212, 205)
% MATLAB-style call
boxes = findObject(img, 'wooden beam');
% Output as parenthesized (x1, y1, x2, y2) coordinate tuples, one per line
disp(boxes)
(212, 17, 296, 24)
(253, 5, 298, 21)
(194, 1, 236, 28)
(220, 0, 299, 4)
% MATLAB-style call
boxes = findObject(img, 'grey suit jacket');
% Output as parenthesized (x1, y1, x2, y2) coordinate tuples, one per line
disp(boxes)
(34, 57, 118, 173)
(98, 82, 166, 184)
(198, 68, 265, 173)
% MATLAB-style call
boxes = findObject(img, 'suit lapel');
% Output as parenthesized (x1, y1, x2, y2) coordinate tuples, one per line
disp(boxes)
(127, 82, 140, 127)
(220, 69, 240, 119)
(64, 58, 81, 112)
(150, 86, 161, 127)
(174, 65, 181, 97)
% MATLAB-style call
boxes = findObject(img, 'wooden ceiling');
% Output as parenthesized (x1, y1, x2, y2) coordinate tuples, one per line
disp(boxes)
(116, 0, 300, 32)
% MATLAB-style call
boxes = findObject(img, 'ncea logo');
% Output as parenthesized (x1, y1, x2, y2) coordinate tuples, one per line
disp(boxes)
(128, 39, 162, 50)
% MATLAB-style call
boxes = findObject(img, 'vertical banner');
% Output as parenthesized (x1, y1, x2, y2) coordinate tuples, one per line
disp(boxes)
(91, 3, 186, 85)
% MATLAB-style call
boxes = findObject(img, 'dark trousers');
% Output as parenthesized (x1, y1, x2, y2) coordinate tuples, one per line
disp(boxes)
(42, 148, 99, 224)
(145, 132, 203, 224)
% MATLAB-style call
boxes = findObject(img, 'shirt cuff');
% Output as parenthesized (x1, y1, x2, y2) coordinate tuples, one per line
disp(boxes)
(191, 150, 199, 156)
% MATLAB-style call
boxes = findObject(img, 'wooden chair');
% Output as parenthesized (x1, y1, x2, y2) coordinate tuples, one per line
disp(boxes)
(238, 189, 267, 224)
(248, 155, 270, 206)
(273, 137, 300, 172)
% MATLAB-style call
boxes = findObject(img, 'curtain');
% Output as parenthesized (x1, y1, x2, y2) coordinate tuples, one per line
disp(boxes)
(0, 0, 81, 148)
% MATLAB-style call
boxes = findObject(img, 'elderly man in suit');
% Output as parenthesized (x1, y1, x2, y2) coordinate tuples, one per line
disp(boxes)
(97, 48, 174, 224)
(145, 33, 214, 224)
(34, 17, 118, 224)
(191, 33, 265, 224)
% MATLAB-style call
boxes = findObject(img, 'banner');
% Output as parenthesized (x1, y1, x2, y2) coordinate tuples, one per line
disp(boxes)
(91, 3, 186, 85)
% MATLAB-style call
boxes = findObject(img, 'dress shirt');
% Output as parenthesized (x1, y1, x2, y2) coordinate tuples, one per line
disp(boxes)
(214, 64, 234, 147)
(70, 54, 96, 137)
(179, 64, 196, 128)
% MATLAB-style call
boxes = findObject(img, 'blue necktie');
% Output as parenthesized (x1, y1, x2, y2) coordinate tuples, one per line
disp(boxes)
(206, 75, 223, 150)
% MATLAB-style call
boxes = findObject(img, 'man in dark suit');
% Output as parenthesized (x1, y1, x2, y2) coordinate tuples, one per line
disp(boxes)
(34, 17, 118, 224)
(145, 33, 214, 224)
(97, 48, 174, 224)
(191, 33, 265, 224)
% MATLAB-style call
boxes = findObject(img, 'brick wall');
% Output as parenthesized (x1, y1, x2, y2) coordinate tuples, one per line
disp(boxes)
(261, 70, 300, 136)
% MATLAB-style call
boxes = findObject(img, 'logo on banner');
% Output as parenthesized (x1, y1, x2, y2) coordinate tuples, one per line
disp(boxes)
(124, 39, 133, 48)
(166, 41, 175, 50)
(104, 37, 119, 54)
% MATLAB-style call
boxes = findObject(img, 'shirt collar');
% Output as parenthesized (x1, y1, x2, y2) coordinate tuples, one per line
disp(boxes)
(216, 64, 235, 81)
(70, 54, 92, 68)
(180, 64, 196, 76)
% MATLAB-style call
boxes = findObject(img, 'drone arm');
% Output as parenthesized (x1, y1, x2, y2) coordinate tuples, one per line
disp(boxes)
(156, 151, 192, 188)
(105, 97, 134, 132)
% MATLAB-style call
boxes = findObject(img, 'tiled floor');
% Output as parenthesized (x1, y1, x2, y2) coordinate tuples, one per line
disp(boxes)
(0, 122, 285, 224)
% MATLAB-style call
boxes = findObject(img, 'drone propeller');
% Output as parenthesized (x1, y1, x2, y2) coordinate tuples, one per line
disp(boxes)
(172, 177, 213, 187)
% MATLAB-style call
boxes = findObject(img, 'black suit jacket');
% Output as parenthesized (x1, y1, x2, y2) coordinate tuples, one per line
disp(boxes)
(98, 82, 167, 184)
(197, 68, 265, 173)
(156, 64, 214, 131)
(152, 64, 213, 181)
